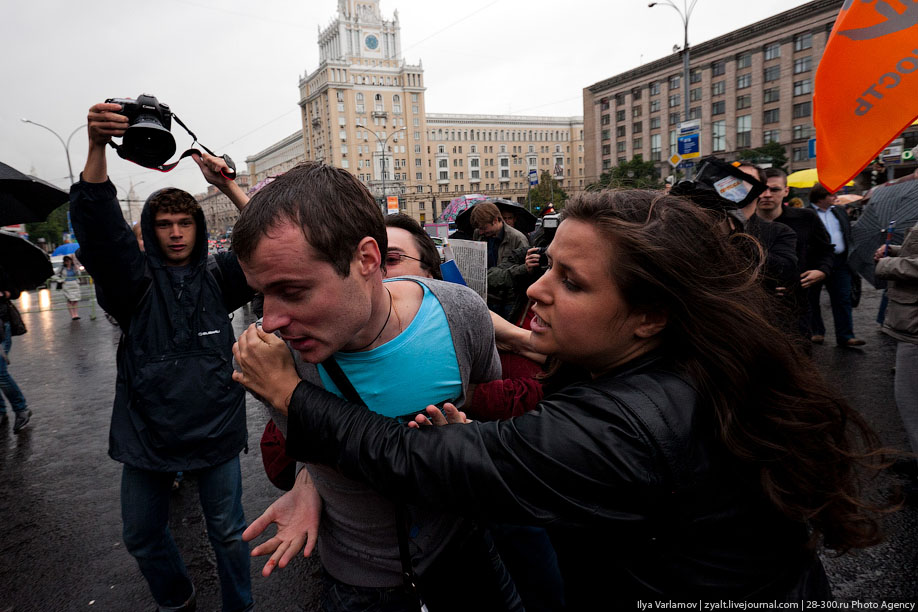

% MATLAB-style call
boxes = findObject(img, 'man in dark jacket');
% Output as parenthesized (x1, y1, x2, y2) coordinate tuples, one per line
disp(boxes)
(807, 183, 866, 347)
(70, 101, 254, 612)
(755, 168, 834, 341)
(470, 202, 532, 320)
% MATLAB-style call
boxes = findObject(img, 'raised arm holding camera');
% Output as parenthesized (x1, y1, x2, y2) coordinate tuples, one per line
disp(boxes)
(71, 99, 255, 612)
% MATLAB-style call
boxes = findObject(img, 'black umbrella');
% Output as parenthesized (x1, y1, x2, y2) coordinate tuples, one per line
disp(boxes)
(455, 199, 537, 235)
(0, 161, 70, 226)
(849, 179, 918, 289)
(0, 231, 53, 290)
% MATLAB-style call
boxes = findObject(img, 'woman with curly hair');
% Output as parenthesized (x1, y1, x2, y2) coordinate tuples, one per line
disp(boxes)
(234, 189, 887, 607)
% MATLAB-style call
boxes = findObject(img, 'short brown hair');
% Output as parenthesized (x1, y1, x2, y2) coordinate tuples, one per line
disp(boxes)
(232, 162, 387, 277)
(470, 202, 501, 229)
(146, 188, 200, 218)
(809, 183, 832, 204)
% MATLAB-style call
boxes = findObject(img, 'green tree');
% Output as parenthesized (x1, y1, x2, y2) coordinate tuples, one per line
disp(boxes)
(738, 141, 788, 172)
(25, 203, 69, 248)
(527, 170, 568, 213)
(587, 155, 665, 191)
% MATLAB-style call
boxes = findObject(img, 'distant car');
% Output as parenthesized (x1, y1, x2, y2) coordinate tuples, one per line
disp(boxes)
(430, 236, 446, 261)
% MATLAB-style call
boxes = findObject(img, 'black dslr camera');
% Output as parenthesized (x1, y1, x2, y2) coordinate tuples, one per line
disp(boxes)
(104, 94, 176, 168)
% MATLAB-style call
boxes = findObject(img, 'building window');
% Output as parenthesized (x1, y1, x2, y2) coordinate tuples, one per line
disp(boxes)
(632, 106, 642, 118)
(793, 146, 808, 161)
(764, 87, 780, 103)
(763, 129, 781, 144)
(793, 101, 812, 118)
(793, 124, 812, 140)
(764, 65, 781, 82)
(650, 133, 662, 161)
(712, 100, 725, 115)
(616, 125, 626, 138)
(669, 112, 681, 126)
(764, 108, 780, 124)
(736, 94, 752, 110)
(736, 52, 752, 69)
(601, 114, 611, 125)
(690, 69, 702, 84)
(632, 86, 643, 100)
(712, 60, 726, 76)
(669, 74, 680, 89)
(764, 42, 781, 60)
(688, 106, 701, 120)
(794, 56, 812, 74)
(793, 78, 813, 96)
(711, 119, 727, 153)
(602, 144, 611, 156)
(649, 81, 661, 95)
(669, 94, 680, 108)
(633, 121, 643, 133)
(650, 99, 661, 112)
(632, 137, 643, 150)
(737, 74, 751, 90)
(712, 80, 725, 96)
(794, 32, 813, 52)
(650, 116, 661, 129)
(602, 129, 611, 140)
(689, 87, 702, 102)
(615, 93, 625, 105)
(736, 115, 751, 148)
(616, 109, 626, 122)
(617, 141, 626, 153)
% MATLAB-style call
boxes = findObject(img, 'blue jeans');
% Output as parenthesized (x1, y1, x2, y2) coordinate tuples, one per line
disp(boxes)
(809, 255, 856, 344)
(0, 322, 27, 414)
(121, 456, 252, 611)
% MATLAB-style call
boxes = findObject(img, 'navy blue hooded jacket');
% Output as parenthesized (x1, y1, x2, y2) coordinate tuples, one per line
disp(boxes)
(70, 178, 253, 471)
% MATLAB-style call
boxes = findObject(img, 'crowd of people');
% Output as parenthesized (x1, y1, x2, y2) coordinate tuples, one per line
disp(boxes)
(6, 99, 910, 610)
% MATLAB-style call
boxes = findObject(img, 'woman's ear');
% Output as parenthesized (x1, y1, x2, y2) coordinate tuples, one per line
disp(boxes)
(634, 309, 667, 339)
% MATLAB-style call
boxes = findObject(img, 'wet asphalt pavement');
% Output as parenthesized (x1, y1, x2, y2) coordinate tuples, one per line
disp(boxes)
(0, 285, 916, 610)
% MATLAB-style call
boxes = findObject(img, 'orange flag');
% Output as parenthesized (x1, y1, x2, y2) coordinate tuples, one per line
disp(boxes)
(814, 0, 918, 192)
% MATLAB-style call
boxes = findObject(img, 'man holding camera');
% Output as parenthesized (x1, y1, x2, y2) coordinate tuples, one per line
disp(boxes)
(70, 101, 255, 612)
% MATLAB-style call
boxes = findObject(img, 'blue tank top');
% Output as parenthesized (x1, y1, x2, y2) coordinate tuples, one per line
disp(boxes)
(317, 280, 462, 420)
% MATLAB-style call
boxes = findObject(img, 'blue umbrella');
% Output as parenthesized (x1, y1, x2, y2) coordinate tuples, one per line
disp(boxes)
(52, 242, 80, 256)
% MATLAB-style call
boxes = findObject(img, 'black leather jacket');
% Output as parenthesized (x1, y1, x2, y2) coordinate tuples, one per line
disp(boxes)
(285, 352, 829, 607)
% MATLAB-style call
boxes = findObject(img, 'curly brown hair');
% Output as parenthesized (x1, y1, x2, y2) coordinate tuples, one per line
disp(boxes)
(146, 188, 200, 218)
(562, 189, 887, 552)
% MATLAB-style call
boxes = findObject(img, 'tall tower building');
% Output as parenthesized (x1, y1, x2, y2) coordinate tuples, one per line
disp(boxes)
(300, 0, 427, 200)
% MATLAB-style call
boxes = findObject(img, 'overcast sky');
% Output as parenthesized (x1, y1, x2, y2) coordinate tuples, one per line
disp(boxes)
(0, 0, 816, 201)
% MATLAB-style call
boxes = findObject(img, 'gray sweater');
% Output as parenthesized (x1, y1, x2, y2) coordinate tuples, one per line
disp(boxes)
(267, 276, 500, 586)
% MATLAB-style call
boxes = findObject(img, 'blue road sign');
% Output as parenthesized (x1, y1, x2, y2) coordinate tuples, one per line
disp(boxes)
(808, 138, 816, 159)
(528, 169, 538, 186)
(678, 133, 700, 158)
(678, 160, 695, 169)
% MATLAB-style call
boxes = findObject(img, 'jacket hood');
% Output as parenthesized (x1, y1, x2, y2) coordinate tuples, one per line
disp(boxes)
(139, 189, 209, 269)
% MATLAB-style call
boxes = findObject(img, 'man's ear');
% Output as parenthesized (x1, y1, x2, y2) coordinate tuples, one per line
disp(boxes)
(634, 309, 667, 339)
(354, 237, 382, 277)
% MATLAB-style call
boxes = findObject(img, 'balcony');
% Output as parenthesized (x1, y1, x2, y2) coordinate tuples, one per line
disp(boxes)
(372, 110, 388, 120)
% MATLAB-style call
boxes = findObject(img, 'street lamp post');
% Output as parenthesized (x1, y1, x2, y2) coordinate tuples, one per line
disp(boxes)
(649, 0, 698, 179)
(375, 126, 407, 210)
(21, 119, 87, 236)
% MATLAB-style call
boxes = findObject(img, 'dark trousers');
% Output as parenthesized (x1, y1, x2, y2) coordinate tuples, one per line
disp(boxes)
(808, 254, 855, 344)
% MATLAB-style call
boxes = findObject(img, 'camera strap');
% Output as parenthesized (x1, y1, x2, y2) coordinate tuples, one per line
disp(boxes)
(109, 113, 236, 179)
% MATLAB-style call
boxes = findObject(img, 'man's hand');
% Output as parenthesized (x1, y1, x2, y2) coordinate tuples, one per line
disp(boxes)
(524, 247, 542, 273)
(243, 469, 321, 576)
(875, 245, 889, 262)
(408, 402, 470, 428)
(232, 323, 300, 415)
(799, 269, 826, 289)
(87, 102, 128, 147)
(193, 153, 250, 210)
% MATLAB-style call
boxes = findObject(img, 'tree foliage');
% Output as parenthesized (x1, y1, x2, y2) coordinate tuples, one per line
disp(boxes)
(527, 170, 568, 212)
(587, 155, 664, 191)
(24, 203, 70, 248)
(738, 141, 788, 172)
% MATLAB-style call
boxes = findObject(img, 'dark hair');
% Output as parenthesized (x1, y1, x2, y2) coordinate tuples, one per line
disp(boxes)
(763, 167, 787, 183)
(147, 188, 200, 218)
(561, 189, 885, 551)
(384, 213, 442, 280)
(470, 202, 501, 228)
(63, 255, 73, 264)
(809, 183, 832, 204)
(737, 162, 765, 183)
(232, 162, 387, 277)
